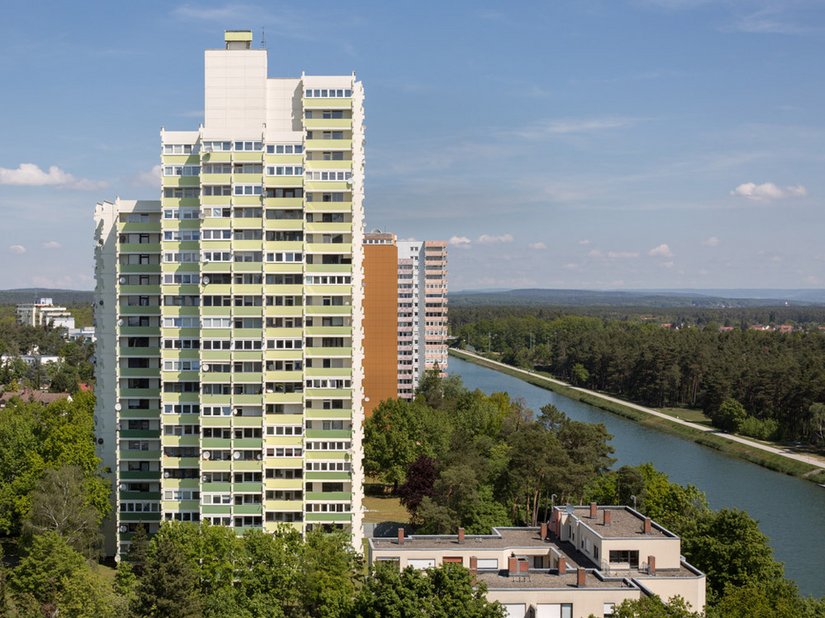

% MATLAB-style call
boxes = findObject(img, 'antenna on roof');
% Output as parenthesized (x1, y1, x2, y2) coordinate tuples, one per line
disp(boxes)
(260, 27, 266, 48)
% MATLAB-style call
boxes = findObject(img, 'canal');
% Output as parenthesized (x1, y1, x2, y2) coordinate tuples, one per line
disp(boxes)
(450, 355, 825, 597)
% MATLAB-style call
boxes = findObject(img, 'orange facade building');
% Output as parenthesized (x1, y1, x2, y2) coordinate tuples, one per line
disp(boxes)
(363, 233, 398, 416)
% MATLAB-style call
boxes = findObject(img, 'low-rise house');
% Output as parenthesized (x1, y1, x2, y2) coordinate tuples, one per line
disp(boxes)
(368, 504, 706, 618)
(0, 389, 72, 408)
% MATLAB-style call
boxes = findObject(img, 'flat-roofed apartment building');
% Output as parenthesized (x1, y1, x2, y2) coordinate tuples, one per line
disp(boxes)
(363, 235, 448, 408)
(16, 297, 76, 330)
(368, 504, 706, 618)
(94, 30, 365, 559)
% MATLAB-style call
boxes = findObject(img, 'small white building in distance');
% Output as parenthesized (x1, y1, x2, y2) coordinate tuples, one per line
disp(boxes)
(16, 298, 76, 330)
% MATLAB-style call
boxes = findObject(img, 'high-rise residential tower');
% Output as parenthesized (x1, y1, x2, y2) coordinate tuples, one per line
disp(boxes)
(397, 241, 448, 397)
(363, 234, 448, 405)
(94, 31, 365, 559)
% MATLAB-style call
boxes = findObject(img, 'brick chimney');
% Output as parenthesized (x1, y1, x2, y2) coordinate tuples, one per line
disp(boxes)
(550, 507, 561, 535)
(603, 510, 612, 527)
(540, 522, 548, 540)
(558, 557, 567, 575)
(589, 502, 597, 518)
(398, 527, 405, 545)
(576, 567, 586, 587)
(458, 527, 465, 543)
(508, 555, 518, 576)
(648, 555, 656, 575)
(469, 556, 478, 574)
(643, 517, 651, 535)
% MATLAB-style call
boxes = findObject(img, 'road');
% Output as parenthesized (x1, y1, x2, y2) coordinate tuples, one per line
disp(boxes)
(454, 349, 825, 473)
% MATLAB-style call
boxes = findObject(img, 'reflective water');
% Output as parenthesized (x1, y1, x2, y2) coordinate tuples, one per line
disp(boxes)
(451, 355, 825, 597)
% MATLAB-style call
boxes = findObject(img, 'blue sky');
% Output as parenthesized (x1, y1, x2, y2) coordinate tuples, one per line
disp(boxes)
(1, 0, 823, 291)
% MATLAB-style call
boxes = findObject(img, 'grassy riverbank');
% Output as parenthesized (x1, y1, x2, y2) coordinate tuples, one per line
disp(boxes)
(450, 348, 825, 486)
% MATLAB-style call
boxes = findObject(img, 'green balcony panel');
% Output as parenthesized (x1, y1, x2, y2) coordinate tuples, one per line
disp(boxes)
(119, 264, 162, 274)
(120, 450, 162, 460)
(120, 470, 162, 480)
(234, 504, 263, 515)
(202, 505, 233, 515)
(120, 409, 162, 419)
(305, 430, 351, 440)
(120, 429, 161, 439)
(120, 512, 162, 522)
(305, 512, 352, 523)
(234, 417, 264, 428)
(119, 491, 162, 501)
(232, 438, 263, 449)
(305, 492, 351, 501)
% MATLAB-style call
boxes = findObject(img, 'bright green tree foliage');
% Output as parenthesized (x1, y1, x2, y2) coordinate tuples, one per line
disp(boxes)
(352, 562, 505, 618)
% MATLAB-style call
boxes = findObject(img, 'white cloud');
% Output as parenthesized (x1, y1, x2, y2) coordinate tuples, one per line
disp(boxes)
(660, 261, 675, 269)
(0, 163, 106, 190)
(648, 243, 673, 257)
(509, 116, 637, 140)
(607, 251, 640, 259)
(8, 245, 26, 254)
(448, 235, 472, 249)
(578, 239, 591, 245)
(731, 182, 807, 201)
(702, 236, 720, 247)
(528, 242, 547, 250)
(134, 164, 162, 188)
(589, 248, 640, 259)
(173, 4, 255, 21)
(43, 241, 61, 250)
(477, 233, 514, 244)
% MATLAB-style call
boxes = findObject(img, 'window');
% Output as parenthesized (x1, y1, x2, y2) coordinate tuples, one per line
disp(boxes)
(233, 185, 262, 196)
(163, 403, 200, 415)
(163, 207, 199, 220)
(266, 166, 304, 176)
(234, 141, 262, 151)
(201, 163, 232, 174)
(163, 144, 197, 154)
(304, 89, 352, 98)
(163, 187, 200, 198)
(202, 229, 232, 240)
(266, 144, 303, 154)
(163, 165, 200, 176)
(265, 252, 302, 263)
(305, 170, 351, 181)
(202, 141, 232, 152)
(608, 550, 639, 568)
(203, 185, 232, 196)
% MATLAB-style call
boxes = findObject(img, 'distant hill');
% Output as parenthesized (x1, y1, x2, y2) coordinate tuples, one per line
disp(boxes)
(0, 288, 95, 306)
(449, 288, 825, 308)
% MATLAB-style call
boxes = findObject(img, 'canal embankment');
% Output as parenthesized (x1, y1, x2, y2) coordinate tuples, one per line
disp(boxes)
(450, 348, 825, 485)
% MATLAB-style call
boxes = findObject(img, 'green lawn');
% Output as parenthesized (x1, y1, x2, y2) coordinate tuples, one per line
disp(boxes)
(656, 406, 713, 425)
(363, 496, 409, 525)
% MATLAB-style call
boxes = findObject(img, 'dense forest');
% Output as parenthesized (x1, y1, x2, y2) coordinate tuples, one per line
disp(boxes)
(365, 373, 825, 614)
(451, 308, 825, 444)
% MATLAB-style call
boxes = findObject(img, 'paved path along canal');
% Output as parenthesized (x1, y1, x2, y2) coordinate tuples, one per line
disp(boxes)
(450, 354, 825, 597)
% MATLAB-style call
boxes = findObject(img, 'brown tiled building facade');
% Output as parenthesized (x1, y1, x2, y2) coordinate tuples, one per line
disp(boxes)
(363, 233, 398, 416)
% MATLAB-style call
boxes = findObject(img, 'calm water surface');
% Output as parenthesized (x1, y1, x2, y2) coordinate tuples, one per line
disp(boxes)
(450, 355, 825, 597)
